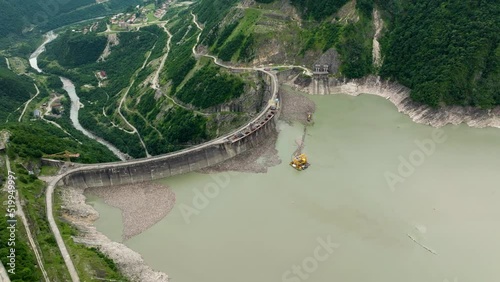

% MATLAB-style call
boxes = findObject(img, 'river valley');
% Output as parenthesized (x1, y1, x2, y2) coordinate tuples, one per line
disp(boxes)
(29, 33, 128, 161)
(87, 91, 500, 282)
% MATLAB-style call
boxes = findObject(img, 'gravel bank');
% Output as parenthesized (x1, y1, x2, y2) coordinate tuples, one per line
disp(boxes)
(60, 186, 170, 282)
(279, 88, 316, 124)
(86, 183, 176, 240)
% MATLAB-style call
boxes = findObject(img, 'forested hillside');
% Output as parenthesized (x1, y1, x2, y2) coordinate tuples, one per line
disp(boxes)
(0, 0, 142, 48)
(176, 64, 245, 108)
(44, 31, 107, 68)
(203, 0, 499, 108)
(381, 0, 499, 108)
(290, 0, 350, 21)
(5, 122, 118, 163)
(0, 66, 36, 122)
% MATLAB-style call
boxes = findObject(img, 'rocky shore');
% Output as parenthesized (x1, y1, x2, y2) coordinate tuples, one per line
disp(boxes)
(60, 185, 170, 282)
(285, 73, 500, 129)
(279, 87, 316, 124)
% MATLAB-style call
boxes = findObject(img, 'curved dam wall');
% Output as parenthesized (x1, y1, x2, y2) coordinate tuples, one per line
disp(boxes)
(62, 112, 277, 189)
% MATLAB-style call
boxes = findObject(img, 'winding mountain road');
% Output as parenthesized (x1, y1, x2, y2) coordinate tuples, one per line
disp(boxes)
(152, 22, 172, 90)
(18, 84, 40, 122)
(118, 83, 151, 158)
(46, 173, 80, 282)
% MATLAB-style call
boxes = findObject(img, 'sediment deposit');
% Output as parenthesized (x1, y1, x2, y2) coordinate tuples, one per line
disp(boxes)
(86, 183, 176, 240)
(61, 186, 170, 282)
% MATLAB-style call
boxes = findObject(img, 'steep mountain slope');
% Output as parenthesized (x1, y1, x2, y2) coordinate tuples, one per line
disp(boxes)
(381, 0, 499, 108)
(0, 65, 36, 122)
(196, 0, 374, 77)
(198, 0, 499, 108)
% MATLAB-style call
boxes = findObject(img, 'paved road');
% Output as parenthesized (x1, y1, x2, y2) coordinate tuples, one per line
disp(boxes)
(18, 84, 40, 122)
(152, 22, 172, 90)
(4, 156, 49, 281)
(46, 175, 80, 282)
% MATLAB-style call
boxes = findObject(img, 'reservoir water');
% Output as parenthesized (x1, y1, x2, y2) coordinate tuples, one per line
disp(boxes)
(88, 93, 500, 282)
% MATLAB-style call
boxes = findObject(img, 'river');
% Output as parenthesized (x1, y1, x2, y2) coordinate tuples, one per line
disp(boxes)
(29, 31, 58, 73)
(87, 92, 500, 282)
(61, 78, 128, 161)
(29, 32, 128, 161)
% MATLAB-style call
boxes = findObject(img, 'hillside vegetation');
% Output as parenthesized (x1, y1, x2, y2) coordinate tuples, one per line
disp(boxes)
(5, 122, 118, 163)
(290, 0, 350, 21)
(381, 0, 500, 108)
(0, 66, 36, 122)
(37, 6, 261, 158)
(41, 29, 160, 158)
(0, 0, 143, 48)
(45, 31, 107, 68)
(176, 64, 245, 108)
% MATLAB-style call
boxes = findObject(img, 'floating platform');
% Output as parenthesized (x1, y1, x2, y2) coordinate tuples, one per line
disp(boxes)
(290, 153, 310, 171)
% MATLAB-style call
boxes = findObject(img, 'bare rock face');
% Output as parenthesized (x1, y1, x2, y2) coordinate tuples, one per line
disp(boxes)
(314, 48, 341, 74)
(293, 74, 312, 87)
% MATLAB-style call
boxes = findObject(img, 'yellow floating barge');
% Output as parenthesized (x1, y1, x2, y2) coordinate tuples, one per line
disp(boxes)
(290, 153, 310, 171)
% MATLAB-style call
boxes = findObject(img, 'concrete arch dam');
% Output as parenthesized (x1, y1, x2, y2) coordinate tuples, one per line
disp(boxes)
(60, 111, 278, 189)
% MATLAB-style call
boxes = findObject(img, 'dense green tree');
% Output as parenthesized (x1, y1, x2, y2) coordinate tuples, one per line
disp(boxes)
(0, 67, 36, 122)
(290, 0, 350, 21)
(175, 64, 244, 109)
(45, 31, 107, 68)
(219, 33, 246, 61)
(381, 0, 500, 108)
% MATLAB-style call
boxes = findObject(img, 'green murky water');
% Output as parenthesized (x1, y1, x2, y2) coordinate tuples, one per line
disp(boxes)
(88, 94, 500, 282)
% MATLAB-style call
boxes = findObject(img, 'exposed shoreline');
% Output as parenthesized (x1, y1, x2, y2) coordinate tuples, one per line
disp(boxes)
(61, 186, 170, 282)
(85, 183, 176, 241)
(284, 74, 500, 129)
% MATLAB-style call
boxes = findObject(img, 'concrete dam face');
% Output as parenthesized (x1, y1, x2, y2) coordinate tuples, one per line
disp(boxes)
(62, 115, 277, 189)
